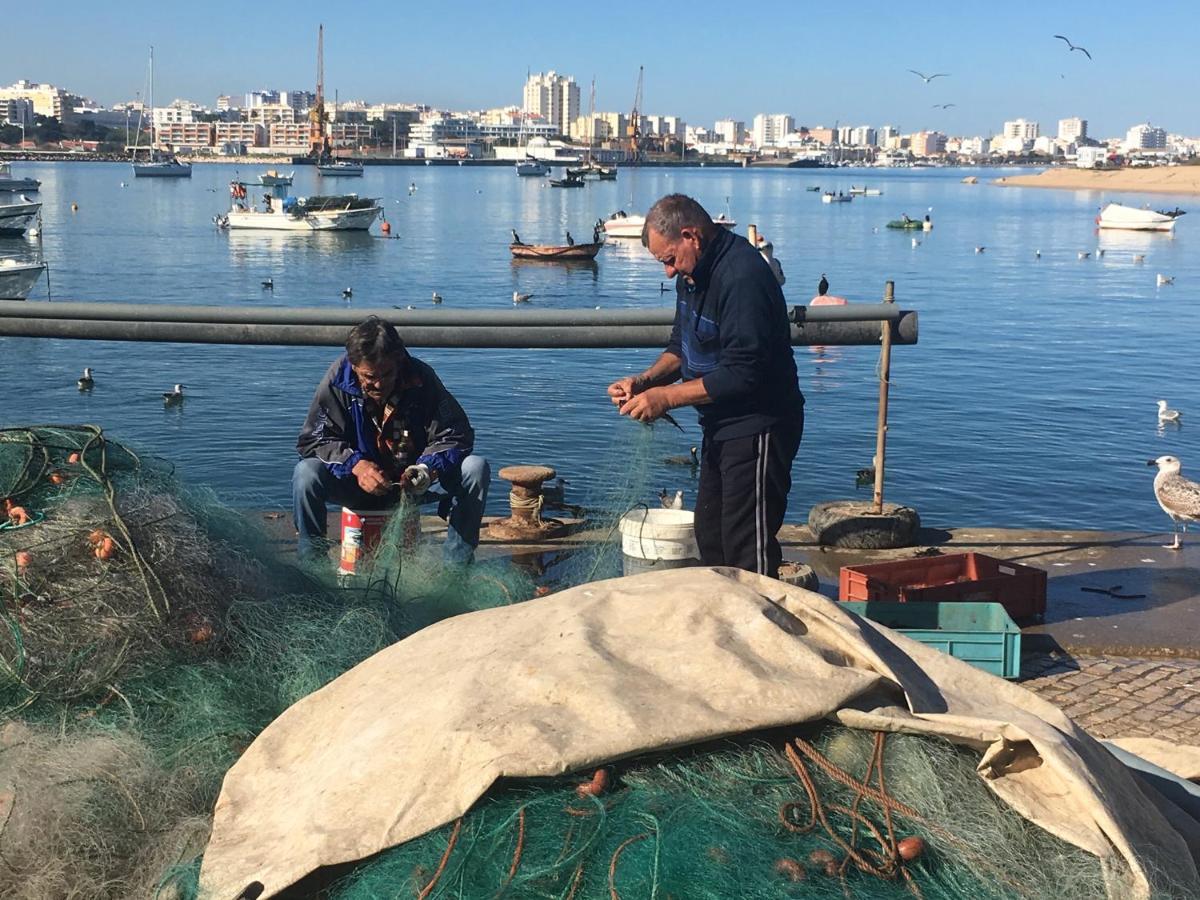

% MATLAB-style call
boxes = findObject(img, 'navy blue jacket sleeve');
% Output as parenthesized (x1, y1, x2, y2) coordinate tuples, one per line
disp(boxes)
(700, 261, 783, 402)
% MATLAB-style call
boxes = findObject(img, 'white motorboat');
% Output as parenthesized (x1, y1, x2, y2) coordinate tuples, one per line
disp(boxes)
(516, 158, 549, 177)
(258, 169, 295, 187)
(0, 257, 46, 300)
(317, 160, 363, 176)
(849, 186, 883, 196)
(131, 47, 192, 178)
(217, 183, 381, 231)
(821, 192, 852, 204)
(0, 196, 41, 235)
(603, 211, 738, 239)
(0, 162, 40, 193)
(1097, 202, 1178, 233)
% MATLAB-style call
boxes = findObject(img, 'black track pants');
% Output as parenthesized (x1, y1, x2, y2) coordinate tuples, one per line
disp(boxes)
(693, 416, 803, 578)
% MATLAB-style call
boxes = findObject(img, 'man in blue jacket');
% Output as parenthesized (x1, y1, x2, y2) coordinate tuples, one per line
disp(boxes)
(294, 316, 489, 565)
(607, 194, 804, 578)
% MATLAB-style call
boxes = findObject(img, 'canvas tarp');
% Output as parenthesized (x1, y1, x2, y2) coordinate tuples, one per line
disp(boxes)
(198, 567, 1200, 898)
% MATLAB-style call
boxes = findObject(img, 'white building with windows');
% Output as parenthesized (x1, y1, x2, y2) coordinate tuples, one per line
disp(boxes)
(1124, 122, 1167, 151)
(714, 118, 745, 145)
(522, 71, 580, 138)
(1003, 118, 1039, 141)
(848, 126, 877, 148)
(751, 113, 794, 149)
(1058, 117, 1087, 143)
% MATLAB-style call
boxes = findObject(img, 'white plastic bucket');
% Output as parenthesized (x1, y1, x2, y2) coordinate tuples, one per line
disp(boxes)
(619, 508, 699, 563)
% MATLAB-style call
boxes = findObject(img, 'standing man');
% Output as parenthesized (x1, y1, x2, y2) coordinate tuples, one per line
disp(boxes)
(293, 316, 489, 566)
(607, 194, 804, 578)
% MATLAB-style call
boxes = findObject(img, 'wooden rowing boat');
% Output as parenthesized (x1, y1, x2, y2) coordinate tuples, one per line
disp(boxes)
(509, 241, 603, 260)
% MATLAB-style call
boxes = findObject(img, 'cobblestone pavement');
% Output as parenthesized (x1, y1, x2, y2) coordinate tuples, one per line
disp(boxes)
(1020, 653, 1200, 745)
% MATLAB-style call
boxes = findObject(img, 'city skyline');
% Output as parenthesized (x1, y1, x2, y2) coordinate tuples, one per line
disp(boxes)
(5, 0, 1199, 137)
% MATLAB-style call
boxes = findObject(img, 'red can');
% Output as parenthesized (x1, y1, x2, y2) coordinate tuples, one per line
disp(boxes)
(338, 508, 393, 575)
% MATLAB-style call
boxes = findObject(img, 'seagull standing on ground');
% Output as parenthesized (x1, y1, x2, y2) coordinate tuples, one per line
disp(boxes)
(1147, 456, 1200, 549)
(163, 384, 185, 405)
(77, 367, 94, 391)
(1053, 35, 1092, 60)
(908, 69, 950, 83)
(513, 290, 532, 304)
(1157, 400, 1182, 424)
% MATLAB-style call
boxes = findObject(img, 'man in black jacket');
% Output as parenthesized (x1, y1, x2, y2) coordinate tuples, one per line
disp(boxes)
(294, 316, 489, 565)
(607, 194, 804, 578)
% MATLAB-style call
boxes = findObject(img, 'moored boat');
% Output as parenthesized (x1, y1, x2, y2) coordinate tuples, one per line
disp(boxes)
(848, 186, 882, 196)
(886, 216, 924, 230)
(603, 210, 738, 239)
(1097, 203, 1178, 232)
(130, 47, 192, 179)
(821, 192, 852, 204)
(549, 171, 586, 188)
(258, 169, 295, 187)
(216, 182, 380, 232)
(0, 196, 42, 235)
(510, 241, 603, 260)
(0, 257, 46, 300)
(0, 162, 40, 193)
(516, 158, 549, 176)
(317, 160, 364, 176)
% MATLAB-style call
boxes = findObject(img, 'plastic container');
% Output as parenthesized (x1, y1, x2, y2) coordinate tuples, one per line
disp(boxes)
(619, 508, 699, 575)
(841, 601, 1022, 679)
(838, 552, 1046, 622)
(338, 508, 392, 575)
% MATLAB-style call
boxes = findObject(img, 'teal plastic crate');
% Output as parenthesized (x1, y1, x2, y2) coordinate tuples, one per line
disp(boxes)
(841, 601, 1022, 679)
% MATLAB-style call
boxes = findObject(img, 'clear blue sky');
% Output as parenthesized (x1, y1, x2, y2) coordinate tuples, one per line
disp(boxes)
(8, 0, 1198, 137)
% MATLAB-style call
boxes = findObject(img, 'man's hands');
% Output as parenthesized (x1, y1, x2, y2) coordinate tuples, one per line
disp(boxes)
(606, 375, 643, 408)
(618, 387, 673, 423)
(352, 459, 392, 496)
(399, 463, 432, 494)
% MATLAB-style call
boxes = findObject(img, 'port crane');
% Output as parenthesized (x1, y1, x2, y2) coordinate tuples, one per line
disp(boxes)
(626, 65, 643, 164)
(309, 24, 331, 159)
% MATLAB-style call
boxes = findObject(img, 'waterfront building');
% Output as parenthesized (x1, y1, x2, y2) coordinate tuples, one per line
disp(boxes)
(751, 113, 794, 149)
(1032, 135, 1058, 155)
(1003, 118, 1039, 141)
(713, 119, 745, 145)
(1124, 123, 1167, 151)
(268, 122, 310, 152)
(156, 121, 213, 150)
(331, 122, 373, 148)
(878, 125, 899, 144)
(246, 104, 300, 127)
(214, 122, 265, 149)
(0, 97, 34, 127)
(0, 80, 81, 123)
(910, 131, 946, 157)
(153, 104, 198, 128)
(1058, 117, 1087, 143)
(216, 95, 238, 112)
(807, 126, 836, 146)
(245, 90, 281, 108)
(848, 126, 877, 148)
(522, 71, 580, 138)
(958, 136, 990, 157)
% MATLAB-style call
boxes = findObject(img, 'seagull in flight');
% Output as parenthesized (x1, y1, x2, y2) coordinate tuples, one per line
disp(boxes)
(932, 103, 956, 110)
(908, 69, 949, 83)
(1053, 35, 1092, 60)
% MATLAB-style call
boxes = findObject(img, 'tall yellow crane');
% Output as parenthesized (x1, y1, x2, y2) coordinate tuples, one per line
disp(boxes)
(626, 65, 643, 163)
(309, 24, 330, 159)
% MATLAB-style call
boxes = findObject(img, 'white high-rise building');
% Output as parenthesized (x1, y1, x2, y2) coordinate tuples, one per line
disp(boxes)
(1003, 118, 1039, 141)
(1124, 122, 1167, 150)
(848, 126, 877, 147)
(1058, 117, 1087, 143)
(751, 113, 793, 148)
(878, 124, 899, 144)
(522, 71, 580, 138)
(714, 118, 745, 145)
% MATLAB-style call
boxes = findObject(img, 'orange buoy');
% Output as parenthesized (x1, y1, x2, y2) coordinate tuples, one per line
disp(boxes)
(68, 452, 80, 464)
(381, 220, 392, 235)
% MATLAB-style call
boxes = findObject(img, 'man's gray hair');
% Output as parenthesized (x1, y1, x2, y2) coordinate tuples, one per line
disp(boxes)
(641, 194, 715, 247)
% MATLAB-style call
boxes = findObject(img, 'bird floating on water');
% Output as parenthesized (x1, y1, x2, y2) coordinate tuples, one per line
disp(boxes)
(1147, 456, 1200, 549)
(1158, 400, 1182, 424)
(911, 237, 920, 248)
(817, 273, 829, 296)
(665, 447, 699, 467)
(1035, 249, 1041, 258)
(659, 489, 684, 510)
(77, 367, 94, 391)
(907, 69, 949, 83)
(1078, 251, 1090, 260)
(261, 277, 273, 290)
(1053, 34, 1092, 60)
(974, 246, 985, 254)
(1097, 248, 1105, 258)
(513, 290, 532, 304)
(342, 287, 353, 299)
(1133, 254, 1146, 263)
(163, 384, 185, 405)
(1157, 274, 1174, 286)
(431, 291, 443, 304)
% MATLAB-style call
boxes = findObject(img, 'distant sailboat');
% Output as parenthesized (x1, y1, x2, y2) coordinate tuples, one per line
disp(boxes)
(131, 47, 192, 178)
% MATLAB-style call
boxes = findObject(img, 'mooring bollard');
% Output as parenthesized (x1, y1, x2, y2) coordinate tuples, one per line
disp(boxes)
(487, 465, 566, 540)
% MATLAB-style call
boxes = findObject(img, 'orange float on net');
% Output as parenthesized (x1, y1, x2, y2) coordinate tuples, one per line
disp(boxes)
(68, 452, 80, 464)
(7, 506, 31, 526)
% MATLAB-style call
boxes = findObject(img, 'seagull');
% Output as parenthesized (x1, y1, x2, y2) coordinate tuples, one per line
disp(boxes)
(431, 291, 443, 304)
(1157, 400, 1182, 424)
(817, 273, 829, 296)
(511, 229, 522, 245)
(261, 277, 273, 290)
(974, 246, 985, 254)
(911, 237, 920, 248)
(665, 447, 699, 467)
(1097, 249, 1105, 258)
(342, 287, 353, 299)
(513, 290, 532, 304)
(659, 488, 685, 510)
(77, 367, 94, 391)
(1147, 456, 1200, 549)
(163, 384, 185, 405)
(1053, 34, 1092, 60)
(1035, 249, 1041, 259)
(931, 103, 956, 110)
(1157, 274, 1174, 286)
(1078, 251, 1090, 260)
(908, 69, 950, 83)
(1133, 254, 1146, 263)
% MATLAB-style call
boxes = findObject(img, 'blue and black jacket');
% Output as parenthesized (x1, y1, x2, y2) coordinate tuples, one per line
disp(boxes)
(666, 227, 804, 440)
(297, 353, 474, 480)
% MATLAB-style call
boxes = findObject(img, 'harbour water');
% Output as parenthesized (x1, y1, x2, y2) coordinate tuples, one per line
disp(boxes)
(0, 161, 1196, 531)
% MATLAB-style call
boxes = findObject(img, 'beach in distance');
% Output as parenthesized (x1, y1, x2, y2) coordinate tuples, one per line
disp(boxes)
(996, 165, 1200, 194)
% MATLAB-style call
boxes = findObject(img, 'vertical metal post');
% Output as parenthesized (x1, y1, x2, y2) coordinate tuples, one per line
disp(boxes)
(872, 280, 895, 514)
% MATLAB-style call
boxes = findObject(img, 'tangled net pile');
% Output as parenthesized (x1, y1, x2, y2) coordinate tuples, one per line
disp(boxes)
(0, 425, 1176, 899)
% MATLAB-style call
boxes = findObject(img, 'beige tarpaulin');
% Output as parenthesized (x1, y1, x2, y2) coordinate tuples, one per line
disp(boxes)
(1111, 738, 1200, 784)
(199, 567, 1200, 898)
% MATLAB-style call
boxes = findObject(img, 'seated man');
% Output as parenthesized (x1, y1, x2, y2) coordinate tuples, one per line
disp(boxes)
(293, 316, 489, 566)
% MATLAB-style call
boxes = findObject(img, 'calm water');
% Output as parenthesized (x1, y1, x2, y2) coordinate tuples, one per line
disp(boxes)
(1, 161, 1196, 531)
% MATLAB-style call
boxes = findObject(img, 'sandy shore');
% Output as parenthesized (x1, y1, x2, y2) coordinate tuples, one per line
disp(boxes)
(995, 166, 1200, 195)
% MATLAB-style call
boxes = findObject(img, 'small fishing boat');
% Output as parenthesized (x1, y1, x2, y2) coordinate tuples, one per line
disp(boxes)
(0, 257, 46, 300)
(317, 160, 364, 176)
(516, 158, 549, 177)
(549, 171, 586, 188)
(886, 217, 924, 230)
(821, 192, 852, 204)
(0, 162, 40, 193)
(510, 240, 603, 260)
(603, 210, 738, 238)
(848, 186, 883, 196)
(216, 182, 381, 231)
(1096, 203, 1177, 232)
(805, 186, 821, 192)
(258, 170, 294, 187)
(0, 196, 41, 235)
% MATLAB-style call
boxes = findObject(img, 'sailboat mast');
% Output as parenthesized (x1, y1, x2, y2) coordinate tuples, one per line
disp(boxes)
(587, 78, 595, 167)
(148, 46, 155, 151)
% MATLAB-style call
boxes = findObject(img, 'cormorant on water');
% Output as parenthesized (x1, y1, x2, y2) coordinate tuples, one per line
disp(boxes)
(511, 229, 522, 245)
(817, 273, 829, 296)
(565, 231, 574, 246)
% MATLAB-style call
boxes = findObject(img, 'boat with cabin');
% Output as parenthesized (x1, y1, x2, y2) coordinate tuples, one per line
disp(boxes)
(516, 158, 549, 176)
(821, 192, 852, 204)
(216, 181, 381, 232)
(602, 210, 738, 239)
(0, 163, 40, 193)
(258, 170, 294, 187)
(317, 160, 364, 176)
(849, 186, 883, 196)
(1096, 203, 1179, 232)
(549, 171, 586, 188)
(0, 196, 41, 235)
(0, 257, 46, 300)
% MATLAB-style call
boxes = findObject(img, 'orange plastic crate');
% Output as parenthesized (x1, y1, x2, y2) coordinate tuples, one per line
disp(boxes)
(838, 552, 1046, 622)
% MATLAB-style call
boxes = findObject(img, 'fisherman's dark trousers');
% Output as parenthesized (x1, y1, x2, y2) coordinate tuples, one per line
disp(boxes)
(693, 413, 803, 579)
